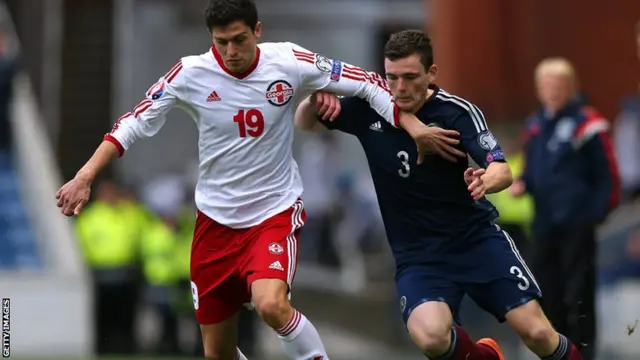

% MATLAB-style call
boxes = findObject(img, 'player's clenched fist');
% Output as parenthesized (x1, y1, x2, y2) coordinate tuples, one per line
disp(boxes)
(311, 91, 341, 121)
(464, 167, 486, 200)
(55, 174, 92, 216)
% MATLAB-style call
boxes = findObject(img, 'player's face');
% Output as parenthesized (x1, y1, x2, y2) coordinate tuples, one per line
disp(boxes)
(211, 21, 262, 73)
(536, 74, 575, 112)
(385, 53, 437, 112)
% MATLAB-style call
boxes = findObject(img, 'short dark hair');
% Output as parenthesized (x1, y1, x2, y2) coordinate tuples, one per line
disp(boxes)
(384, 30, 434, 70)
(204, 0, 258, 32)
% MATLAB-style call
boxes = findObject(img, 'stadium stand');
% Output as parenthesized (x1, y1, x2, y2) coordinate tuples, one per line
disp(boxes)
(0, 149, 41, 269)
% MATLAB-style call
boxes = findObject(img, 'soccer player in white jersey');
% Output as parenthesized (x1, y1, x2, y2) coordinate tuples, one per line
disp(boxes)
(55, 1, 464, 359)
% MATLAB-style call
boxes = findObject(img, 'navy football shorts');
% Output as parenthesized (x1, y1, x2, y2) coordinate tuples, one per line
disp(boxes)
(395, 222, 542, 325)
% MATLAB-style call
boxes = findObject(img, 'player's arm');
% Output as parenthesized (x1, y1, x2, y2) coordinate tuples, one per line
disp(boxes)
(481, 162, 512, 194)
(56, 60, 187, 216)
(575, 115, 621, 222)
(295, 93, 366, 135)
(451, 110, 512, 196)
(290, 43, 464, 162)
(290, 44, 439, 134)
(290, 44, 399, 125)
(295, 94, 330, 133)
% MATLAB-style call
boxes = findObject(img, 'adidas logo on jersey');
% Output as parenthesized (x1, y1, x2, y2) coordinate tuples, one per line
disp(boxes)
(206, 90, 221, 102)
(269, 261, 284, 271)
(369, 121, 383, 132)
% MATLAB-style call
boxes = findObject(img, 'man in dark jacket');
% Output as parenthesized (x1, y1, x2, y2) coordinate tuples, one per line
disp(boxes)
(0, 27, 18, 152)
(511, 57, 621, 360)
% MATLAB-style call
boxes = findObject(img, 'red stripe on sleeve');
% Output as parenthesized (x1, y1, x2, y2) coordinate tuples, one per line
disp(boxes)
(103, 134, 125, 157)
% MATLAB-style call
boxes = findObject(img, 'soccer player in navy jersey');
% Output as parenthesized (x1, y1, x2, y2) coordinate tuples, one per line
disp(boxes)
(295, 30, 583, 360)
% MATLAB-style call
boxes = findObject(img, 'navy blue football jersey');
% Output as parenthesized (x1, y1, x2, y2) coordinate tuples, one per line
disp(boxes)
(320, 85, 506, 266)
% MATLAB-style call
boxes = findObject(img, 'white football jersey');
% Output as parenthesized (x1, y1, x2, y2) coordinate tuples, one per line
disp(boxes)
(106, 42, 399, 228)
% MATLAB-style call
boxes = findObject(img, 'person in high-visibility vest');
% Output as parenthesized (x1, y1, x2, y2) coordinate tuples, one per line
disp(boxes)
(75, 180, 140, 355)
(487, 150, 534, 257)
(140, 214, 181, 355)
(174, 203, 202, 356)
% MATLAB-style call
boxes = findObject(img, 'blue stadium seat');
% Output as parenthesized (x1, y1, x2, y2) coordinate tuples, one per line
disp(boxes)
(0, 151, 42, 269)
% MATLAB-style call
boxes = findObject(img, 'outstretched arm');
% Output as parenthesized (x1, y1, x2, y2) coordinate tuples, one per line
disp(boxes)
(55, 59, 187, 216)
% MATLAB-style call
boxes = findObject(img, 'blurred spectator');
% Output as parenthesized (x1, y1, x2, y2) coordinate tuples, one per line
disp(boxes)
(613, 21, 640, 200)
(174, 199, 204, 356)
(297, 132, 341, 266)
(139, 177, 183, 355)
(331, 172, 385, 293)
(0, 25, 18, 152)
(511, 58, 620, 360)
(140, 213, 181, 355)
(75, 179, 141, 355)
(486, 133, 534, 257)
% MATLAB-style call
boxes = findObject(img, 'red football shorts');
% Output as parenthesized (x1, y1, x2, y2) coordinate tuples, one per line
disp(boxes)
(190, 199, 305, 325)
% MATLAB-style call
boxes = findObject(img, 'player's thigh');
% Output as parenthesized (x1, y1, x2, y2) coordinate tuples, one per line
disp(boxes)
(464, 228, 542, 323)
(244, 199, 306, 295)
(200, 312, 240, 360)
(190, 211, 248, 325)
(396, 268, 463, 343)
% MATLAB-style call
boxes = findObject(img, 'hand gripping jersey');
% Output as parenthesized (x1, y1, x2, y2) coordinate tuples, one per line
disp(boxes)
(105, 42, 399, 228)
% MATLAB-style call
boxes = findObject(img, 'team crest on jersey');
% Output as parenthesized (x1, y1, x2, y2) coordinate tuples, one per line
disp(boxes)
(146, 81, 165, 100)
(266, 80, 294, 107)
(315, 54, 333, 73)
(268, 242, 284, 255)
(554, 117, 576, 142)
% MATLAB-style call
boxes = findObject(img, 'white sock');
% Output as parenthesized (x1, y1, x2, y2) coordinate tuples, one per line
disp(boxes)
(236, 347, 248, 360)
(275, 309, 329, 360)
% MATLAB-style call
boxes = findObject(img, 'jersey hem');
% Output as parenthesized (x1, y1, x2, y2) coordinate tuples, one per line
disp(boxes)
(195, 191, 303, 229)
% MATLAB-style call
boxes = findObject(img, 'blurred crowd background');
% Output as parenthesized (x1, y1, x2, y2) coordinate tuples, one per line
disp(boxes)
(1, 0, 640, 359)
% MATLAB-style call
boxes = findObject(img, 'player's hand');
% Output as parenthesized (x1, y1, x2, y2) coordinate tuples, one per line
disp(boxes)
(464, 167, 486, 200)
(55, 174, 92, 217)
(510, 180, 526, 198)
(311, 91, 341, 121)
(413, 125, 466, 164)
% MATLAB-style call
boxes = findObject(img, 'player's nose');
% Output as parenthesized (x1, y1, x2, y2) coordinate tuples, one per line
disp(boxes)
(396, 79, 408, 91)
(226, 44, 239, 57)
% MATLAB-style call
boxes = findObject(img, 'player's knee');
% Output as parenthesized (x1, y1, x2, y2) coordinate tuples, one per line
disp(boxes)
(251, 279, 291, 327)
(407, 322, 452, 354)
(506, 300, 556, 348)
(406, 302, 454, 354)
(202, 336, 235, 360)
(521, 323, 556, 345)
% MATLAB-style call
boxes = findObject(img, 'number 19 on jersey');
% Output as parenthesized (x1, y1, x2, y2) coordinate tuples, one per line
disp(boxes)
(233, 109, 265, 138)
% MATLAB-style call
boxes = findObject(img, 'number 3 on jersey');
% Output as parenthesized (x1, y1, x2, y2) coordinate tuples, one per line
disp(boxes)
(233, 109, 264, 138)
(397, 151, 410, 178)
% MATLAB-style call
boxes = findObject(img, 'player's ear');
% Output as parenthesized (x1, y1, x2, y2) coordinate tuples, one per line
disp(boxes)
(427, 64, 438, 82)
(253, 22, 262, 40)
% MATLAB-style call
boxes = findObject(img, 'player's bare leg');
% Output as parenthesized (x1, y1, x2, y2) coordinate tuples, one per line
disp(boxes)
(251, 278, 329, 359)
(506, 300, 582, 359)
(200, 312, 248, 360)
(407, 301, 502, 359)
